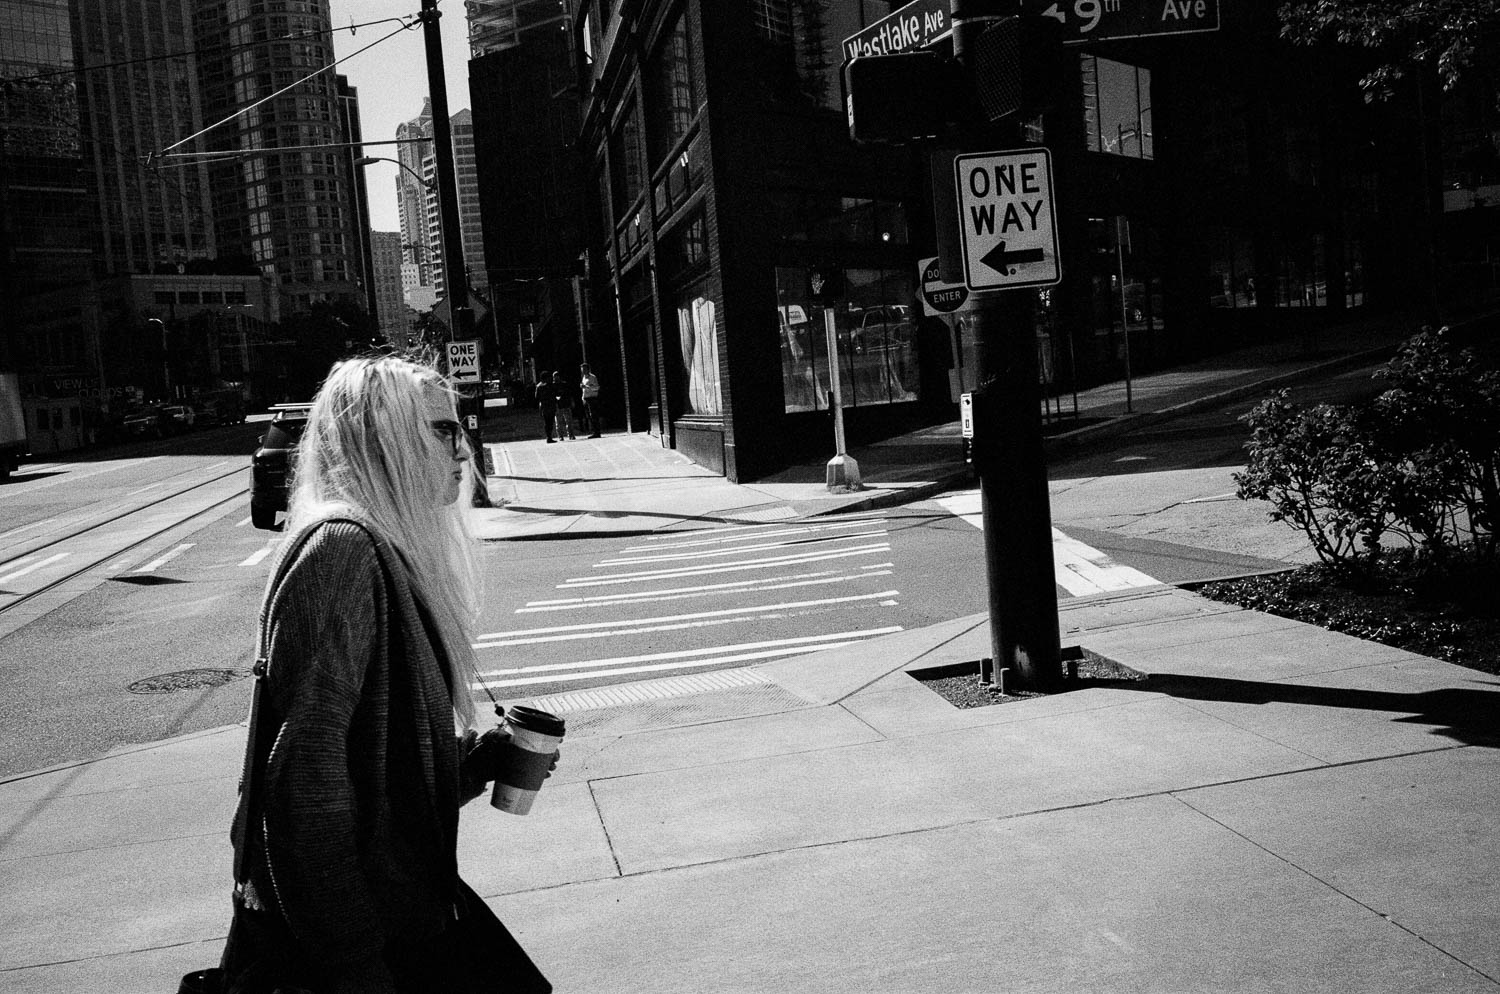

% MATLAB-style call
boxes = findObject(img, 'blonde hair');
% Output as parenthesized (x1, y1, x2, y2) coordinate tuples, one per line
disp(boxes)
(284, 355, 480, 727)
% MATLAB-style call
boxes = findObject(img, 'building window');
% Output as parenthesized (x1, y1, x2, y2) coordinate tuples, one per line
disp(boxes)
(609, 101, 644, 210)
(753, 0, 794, 45)
(1206, 226, 1256, 309)
(646, 13, 698, 167)
(1082, 55, 1152, 160)
(776, 266, 918, 414)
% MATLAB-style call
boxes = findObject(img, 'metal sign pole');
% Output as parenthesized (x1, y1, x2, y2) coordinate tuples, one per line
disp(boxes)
(823, 304, 861, 491)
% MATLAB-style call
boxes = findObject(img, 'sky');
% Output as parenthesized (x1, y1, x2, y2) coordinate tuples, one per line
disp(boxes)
(327, 0, 473, 233)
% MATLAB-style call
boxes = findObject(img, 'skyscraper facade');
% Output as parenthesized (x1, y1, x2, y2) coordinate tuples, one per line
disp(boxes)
(192, 0, 362, 310)
(1, 0, 98, 395)
(400, 102, 486, 302)
(70, 0, 215, 274)
(370, 229, 406, 344)
(396, 100, 432, 284)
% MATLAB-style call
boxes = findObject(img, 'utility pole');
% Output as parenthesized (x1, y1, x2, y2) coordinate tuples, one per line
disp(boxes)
(949, 0, 1062, 692)
(419, 0, 491, 506)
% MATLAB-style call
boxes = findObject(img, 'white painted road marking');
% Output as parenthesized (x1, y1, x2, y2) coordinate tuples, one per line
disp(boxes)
(239, 545, 276, 567)
(598, 530, 889, 567)
(0, 553, 67, 584)
(934, 489, 1160, 596)
(476, 590, 899, 645)
(519, 567, 895, 613)
(474, 626, 902, 688)
(560, 543, 892, 588)
(234, 516, 253, 528)
(134, 543, 194, 573)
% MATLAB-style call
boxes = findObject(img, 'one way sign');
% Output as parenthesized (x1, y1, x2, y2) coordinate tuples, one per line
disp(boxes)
(954, 148, 1061, 292)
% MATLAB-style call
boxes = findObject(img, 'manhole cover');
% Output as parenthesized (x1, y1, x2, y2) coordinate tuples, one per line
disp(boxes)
(128, 668, 250, 694)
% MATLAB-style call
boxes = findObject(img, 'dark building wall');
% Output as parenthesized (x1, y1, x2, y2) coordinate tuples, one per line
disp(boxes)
(574, 0, 1457, 483)
(469, 31, 587, 396)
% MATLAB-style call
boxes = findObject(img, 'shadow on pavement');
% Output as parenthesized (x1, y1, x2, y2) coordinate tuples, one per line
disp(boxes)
(1142, 673, 1500, 749)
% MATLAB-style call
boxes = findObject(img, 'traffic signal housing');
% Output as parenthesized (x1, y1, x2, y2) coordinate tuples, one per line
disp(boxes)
(843, 51, 959, 144)
(969, 14, 1067, 124)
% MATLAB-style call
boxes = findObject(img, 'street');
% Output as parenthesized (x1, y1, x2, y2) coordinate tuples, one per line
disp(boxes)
(0, 363, 1388, 776)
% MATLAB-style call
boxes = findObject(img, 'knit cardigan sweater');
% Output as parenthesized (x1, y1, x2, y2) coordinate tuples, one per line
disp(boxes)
(232, 516, 485, 977)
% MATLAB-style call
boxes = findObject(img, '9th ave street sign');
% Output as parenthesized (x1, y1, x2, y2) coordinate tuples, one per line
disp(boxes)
(1023, 0, 1219, 43)
(954, 148, 1061, 291)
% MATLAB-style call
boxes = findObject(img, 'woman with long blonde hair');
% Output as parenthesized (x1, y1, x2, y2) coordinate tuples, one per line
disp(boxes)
(216, 356, 551, 994)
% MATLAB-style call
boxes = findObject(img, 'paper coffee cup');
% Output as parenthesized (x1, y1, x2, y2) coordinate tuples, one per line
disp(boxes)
(490, 706, 565, 815)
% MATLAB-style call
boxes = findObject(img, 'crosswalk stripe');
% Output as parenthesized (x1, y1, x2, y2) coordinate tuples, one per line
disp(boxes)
(597, 530, 889, 567)
(475, 625, 902, 679)
(560, 543, 892, 588)
(135, 543, 194, 573)
(476, 590, 899, 643)
(525, 569, 845, 607)
(0, 552, 67, 584)
(473, 642, 868, 689)
(622, 518, 890, 553)
(518, 569, 894, 613)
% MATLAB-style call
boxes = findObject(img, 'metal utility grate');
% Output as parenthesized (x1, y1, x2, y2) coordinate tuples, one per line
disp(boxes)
(509, 669, 812, 737)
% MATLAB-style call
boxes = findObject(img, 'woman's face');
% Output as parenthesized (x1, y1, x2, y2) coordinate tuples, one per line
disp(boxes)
(424, 390, 469, 506)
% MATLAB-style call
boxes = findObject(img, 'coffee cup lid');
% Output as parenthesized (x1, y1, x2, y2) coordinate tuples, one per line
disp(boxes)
(507, 705, 566, 737)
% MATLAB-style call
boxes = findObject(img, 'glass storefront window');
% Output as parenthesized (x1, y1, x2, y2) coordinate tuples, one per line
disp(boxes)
(776, 265, 918, 414)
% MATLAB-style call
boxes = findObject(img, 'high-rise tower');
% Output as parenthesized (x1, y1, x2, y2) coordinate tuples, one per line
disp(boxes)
(70, 0, 215, 274)
(192, 0, 362, 310)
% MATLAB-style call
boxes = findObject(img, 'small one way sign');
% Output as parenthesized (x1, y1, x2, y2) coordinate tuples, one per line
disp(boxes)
(446, 339, 481, 383)
(953, 148, 1062, 292)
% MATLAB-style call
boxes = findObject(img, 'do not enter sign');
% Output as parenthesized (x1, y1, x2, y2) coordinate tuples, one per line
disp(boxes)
(953, 148, 1062, 292)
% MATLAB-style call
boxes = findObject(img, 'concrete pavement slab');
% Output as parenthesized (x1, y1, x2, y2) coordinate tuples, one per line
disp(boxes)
(0, 725, 244, 804)
(1181, 748, 1500, 984)
(1087, 621, 1417, 682)
(755, 613, 986, 705)
(1, 830, 231, 968)
(1, 939, 227, 994)
(1153, 653, 1500, 761)
(554, 705, 885, 786)
(502, 794, 1497, 994)
(587, 696, 1318, 875)
(458, 780, 620, 897)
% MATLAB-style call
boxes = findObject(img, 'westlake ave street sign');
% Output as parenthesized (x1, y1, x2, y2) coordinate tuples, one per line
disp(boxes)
(842, 0, 952, 59)
(1023, 0, 1219, 44)
(954, 148, 1061, 291)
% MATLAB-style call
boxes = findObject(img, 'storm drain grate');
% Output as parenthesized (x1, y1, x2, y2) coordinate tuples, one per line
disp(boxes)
(511, 669, 813, 737)
(128, 668, 250, 694)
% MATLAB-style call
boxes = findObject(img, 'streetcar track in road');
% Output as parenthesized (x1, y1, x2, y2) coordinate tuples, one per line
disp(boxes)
(0, 464, 246, 571)
(0, 471, 249, 619)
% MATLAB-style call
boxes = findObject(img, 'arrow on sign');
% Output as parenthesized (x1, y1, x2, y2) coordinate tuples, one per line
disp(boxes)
(980, 240, 1045, 274)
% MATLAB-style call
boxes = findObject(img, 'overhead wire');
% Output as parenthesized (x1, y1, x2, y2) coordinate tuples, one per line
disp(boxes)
(157, 17, 420, 158)
(0, 15, 418, 86)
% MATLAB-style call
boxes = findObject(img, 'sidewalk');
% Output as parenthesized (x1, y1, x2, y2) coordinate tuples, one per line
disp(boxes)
(3, 318, 1499, 992)
(472, 310, 1432, 541)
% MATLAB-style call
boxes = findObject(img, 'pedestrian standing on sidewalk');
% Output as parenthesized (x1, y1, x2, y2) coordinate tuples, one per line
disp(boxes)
(534, 371, 557, 442)
(550, 371, 577, 440)
(216, 356, 553, 994)
(578, 363, 602, 438)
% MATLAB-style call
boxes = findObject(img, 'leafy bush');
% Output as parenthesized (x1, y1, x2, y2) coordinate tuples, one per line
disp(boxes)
(1235, 328, 1500, 572)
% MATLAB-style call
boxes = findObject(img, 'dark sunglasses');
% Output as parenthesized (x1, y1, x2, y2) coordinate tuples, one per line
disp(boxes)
(430, 419, 466, 458)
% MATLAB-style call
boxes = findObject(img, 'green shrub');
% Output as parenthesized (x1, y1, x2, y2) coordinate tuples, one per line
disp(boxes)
(1236, 329, 1500, 568)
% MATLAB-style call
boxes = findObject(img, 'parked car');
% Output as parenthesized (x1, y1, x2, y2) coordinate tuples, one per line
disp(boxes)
(851, 304, 914, 354)
(121, 406, 166, 438)
(160, 404, 196, 432)
(250, 403, 311, 530)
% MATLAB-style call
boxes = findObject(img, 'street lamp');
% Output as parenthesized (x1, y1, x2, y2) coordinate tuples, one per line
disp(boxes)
(147, 317, 169, 399)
